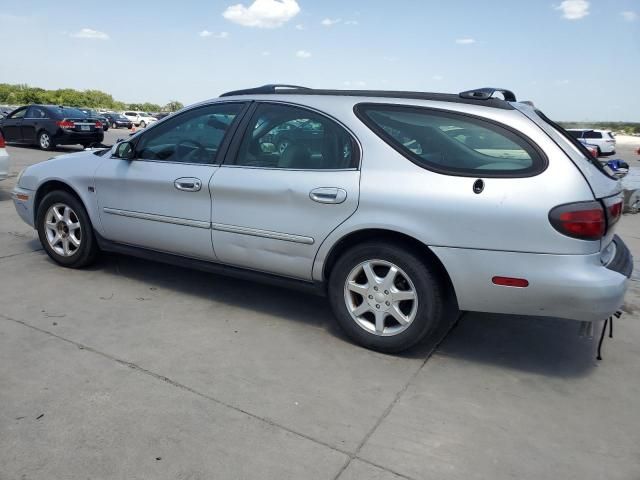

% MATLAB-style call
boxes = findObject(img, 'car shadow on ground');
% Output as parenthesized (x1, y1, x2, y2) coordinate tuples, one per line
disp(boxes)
(55, 252, 597, 376)
(436, 312, 600, 378)
(75, 253, 457, 360)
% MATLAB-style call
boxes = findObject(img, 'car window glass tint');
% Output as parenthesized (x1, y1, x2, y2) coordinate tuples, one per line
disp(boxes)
(9, 108, 27, 119)
(358, 104, 544, 176)
(234, 103, 357, 170)
(584, 131, 602, 139)
(135, 103, 243, 164)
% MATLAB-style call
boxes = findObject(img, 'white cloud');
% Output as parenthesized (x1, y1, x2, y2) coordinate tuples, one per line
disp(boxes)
(344, 20, 359, 25)
(321, 18, 341, 27)
(455, 37, 475, 44)
(200, 30, 229, 38)
(621, 11, 637, 22)
(295, 23, 304, 30)
(70, 28, 109, 40)
(223, 0, 300, 28)
(296, 50, 311, 58)
(554, 0, 589, 20)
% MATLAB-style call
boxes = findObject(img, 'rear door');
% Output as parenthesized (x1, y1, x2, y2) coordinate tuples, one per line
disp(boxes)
(22, 106, 49, 144)
(95, 102, 248, 260)
(1, 107, 27, 142)
(210, 102, 361, 280)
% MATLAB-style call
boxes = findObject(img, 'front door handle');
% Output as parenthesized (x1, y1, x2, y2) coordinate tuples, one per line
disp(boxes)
(174, 177, 202, 192)
(309, 187, 347, 204)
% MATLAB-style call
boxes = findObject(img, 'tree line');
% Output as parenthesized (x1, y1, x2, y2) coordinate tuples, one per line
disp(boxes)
(0, 84, 184, 113)
(559, 121, 640, 135)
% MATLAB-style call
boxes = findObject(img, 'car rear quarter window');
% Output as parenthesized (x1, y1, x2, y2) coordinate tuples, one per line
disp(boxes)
(356, 104, 546, 177)
(584, 131, 602, 139)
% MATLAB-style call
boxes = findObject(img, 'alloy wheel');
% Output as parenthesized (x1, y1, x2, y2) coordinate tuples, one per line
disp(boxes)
(39, 133, 51, 149)
(44, 203, 82, 257)
(344, 259, 418, 336)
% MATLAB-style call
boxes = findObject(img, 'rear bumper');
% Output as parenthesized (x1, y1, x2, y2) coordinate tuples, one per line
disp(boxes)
(54, 129, 104, 146)
(432, 240, 632, 323)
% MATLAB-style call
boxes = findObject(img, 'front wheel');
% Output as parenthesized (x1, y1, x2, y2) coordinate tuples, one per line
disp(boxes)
(140, 121, 146, 128)
(328, 242, 445, 353)
(112, 122, 118, 129)
(36, 191, 99, 268)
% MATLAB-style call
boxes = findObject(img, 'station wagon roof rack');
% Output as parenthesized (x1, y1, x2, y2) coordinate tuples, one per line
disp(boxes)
(219, 85, 516, 110)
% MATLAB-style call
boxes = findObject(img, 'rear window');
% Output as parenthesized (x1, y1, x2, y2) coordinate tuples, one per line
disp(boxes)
(53, 107, 87, 118)
(567, 130, 582, 139)
(356, 104, 546, 177)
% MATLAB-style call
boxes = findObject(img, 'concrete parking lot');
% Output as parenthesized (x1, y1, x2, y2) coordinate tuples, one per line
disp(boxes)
(1, 129, 639, 480)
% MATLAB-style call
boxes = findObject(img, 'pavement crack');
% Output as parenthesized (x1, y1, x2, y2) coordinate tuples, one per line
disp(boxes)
(0, 249, 43, 260)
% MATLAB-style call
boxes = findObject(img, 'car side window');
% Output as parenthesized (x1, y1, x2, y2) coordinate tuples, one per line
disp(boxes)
(135, 103, 244, 164)
(584, 131, 602, 139)
(8, 108, 27, 119)
(26, 107, 47, 119)
(232, 103, 358, 170)
(356, 104, 546, 177)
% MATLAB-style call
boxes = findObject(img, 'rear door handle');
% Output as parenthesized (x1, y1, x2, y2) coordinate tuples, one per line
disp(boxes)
(174, 177, 202, 192)
(309, 187, 347, 204)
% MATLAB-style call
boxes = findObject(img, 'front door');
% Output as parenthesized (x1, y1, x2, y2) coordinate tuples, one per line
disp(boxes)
(94, 102, 247, 260)
(22, 106, 48, 144)
(2, 107, 26, 142)
(211, 102, 361, 280)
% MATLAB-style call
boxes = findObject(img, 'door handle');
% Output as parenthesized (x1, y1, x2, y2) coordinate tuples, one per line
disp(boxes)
(174, 177, 202, 192)
(309, 187, 347, 204)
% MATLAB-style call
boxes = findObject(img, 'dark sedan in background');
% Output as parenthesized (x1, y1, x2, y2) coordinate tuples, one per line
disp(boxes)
(103, 112, 133, 129)
(0, 105, 104, 150)
(79, 108, 109, 131)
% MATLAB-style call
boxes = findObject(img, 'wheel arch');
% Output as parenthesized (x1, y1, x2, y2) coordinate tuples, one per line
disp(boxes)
(321, 228, 458, 309)
(33, 180, 85, 224)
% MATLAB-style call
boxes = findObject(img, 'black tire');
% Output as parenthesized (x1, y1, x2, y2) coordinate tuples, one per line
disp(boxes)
(36, 190, 99, 268)
(328, 242, 445, 353)
(112, 122, 117, 129)
(38, 130, 54, 151)
(140, 121, 146, 128)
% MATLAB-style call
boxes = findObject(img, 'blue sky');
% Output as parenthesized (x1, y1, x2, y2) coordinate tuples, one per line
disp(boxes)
(1, 0, 638, 120)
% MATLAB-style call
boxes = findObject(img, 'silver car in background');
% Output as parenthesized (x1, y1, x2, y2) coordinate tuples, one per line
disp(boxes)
(11, 85, 633, 352)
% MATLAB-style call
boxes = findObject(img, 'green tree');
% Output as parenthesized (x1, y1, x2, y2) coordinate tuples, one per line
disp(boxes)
(164, 100, 184, 112)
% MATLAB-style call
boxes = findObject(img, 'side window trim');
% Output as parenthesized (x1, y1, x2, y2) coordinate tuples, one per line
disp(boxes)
(354, 102, 548, 178)
(223, 100, 361, 171)
(129, 101, 250, 166)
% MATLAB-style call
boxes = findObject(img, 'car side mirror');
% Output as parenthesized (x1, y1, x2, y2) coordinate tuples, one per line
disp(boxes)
(115, 141, 135, 160)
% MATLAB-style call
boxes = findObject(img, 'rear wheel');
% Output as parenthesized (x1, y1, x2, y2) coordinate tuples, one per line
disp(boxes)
(36, 191, 98, 268)
(140, 121, 146, 128)
(328, 242, 445, 352)
(38, 131, 53, 151)
(112, 122, 117, 129)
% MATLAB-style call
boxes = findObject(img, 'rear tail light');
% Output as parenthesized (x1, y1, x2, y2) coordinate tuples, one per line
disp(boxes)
(605, 198, 623, 228)
(0, 132, 5, 148)
(95, 121, 103, 129)
(549, 201, 605, 241)
(56, 120, 75, 129)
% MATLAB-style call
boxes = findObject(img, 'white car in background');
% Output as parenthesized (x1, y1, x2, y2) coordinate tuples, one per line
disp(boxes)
(122, 111, 158, 128)
(0, 130, 9, 181)
(567, 129, 616, 155)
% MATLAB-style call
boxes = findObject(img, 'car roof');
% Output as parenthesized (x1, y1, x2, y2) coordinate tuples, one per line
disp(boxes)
(219, 85, 517, 110)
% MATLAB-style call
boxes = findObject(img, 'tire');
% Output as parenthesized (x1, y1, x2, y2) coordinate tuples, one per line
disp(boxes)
(112, 122, 117, 129)
(328, 242, 445, 353)
(36, 190, 99, 268)
(140, 121, 146, 128)
(38, 131, 54, 151)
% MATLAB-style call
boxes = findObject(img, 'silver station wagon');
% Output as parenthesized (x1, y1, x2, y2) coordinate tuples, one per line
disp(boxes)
(12, 85, 633, 352)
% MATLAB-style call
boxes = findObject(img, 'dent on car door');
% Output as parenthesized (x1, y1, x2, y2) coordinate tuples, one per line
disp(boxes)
(210, 102, 361, 280)
(94, 102, 248, 260)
